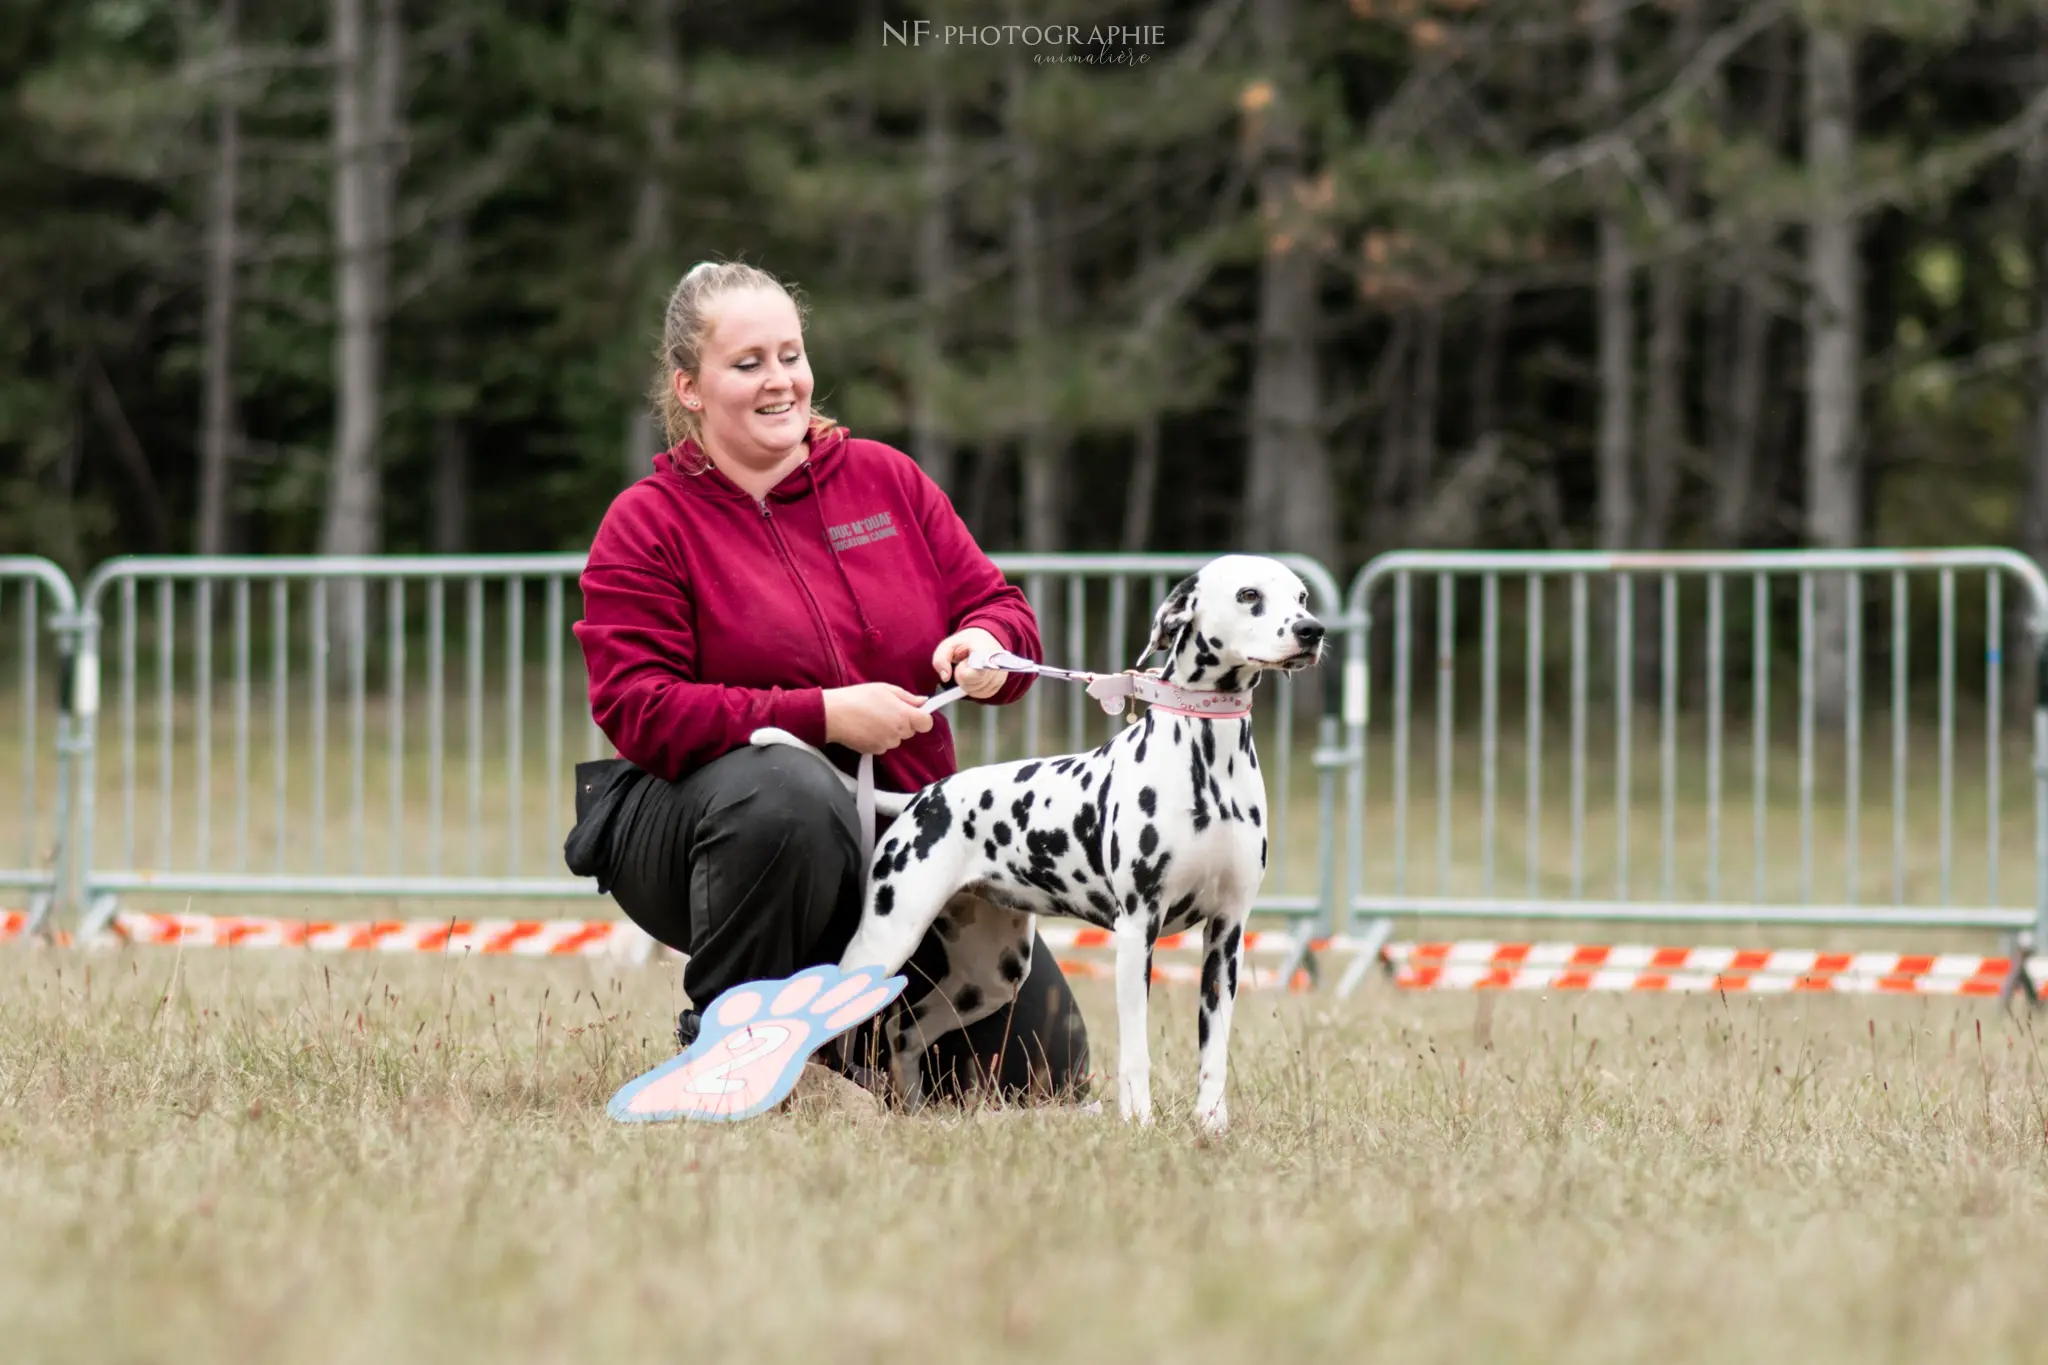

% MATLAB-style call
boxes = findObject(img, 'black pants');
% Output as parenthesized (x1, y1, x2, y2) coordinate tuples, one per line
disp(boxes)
(594, 745, 1090, 1102)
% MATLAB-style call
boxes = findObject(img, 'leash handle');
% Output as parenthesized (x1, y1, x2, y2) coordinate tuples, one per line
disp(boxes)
(856, 683, 968, 881)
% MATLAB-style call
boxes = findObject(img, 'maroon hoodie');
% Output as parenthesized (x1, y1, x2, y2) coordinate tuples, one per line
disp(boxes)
(574, 426, 1040, 794)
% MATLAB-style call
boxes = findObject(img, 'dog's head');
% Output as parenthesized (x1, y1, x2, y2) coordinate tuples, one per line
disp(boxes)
(1142, 555, 1325, 689)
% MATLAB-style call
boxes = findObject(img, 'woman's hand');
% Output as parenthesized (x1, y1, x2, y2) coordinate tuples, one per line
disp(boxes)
(823, 682, 934, 755)
(932, 627, 1006, 700)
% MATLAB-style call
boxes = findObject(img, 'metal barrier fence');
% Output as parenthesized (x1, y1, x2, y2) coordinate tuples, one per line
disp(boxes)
(0, 558, 81, 935)
(1339, 549, 2048, 991)
(63, 552, 1345, 948)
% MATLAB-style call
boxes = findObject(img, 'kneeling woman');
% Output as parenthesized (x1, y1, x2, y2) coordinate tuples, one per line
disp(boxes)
(567, 260, 1090, 1102)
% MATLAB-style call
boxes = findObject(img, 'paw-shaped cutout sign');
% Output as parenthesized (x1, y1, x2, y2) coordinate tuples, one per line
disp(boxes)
(608, 964, 906, 1123)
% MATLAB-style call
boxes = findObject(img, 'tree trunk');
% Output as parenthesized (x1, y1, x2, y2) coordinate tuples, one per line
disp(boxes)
(1471, 289, 1509, 445)
(1408, 302, 1442, 494)
(1007, 33, 1060, 553)
(2022, 109, 2048, 573)
(1804, 22, 1861, 717)
(623, 0, 677, 485)
(913, 47, 957, 497)
(1243, 0, 1336, 567)
(1637, 3, 1699, 552)
(319, 0, 391, 561)
(1121, 208, 1162, 552)
(1593, 0, 1634, 553)
(196, 0, 241, 556)
(1711, 20, 1791, 546)
(434, 18, 473, 552)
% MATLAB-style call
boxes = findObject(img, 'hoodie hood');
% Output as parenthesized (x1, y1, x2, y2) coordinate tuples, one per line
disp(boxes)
(653, 424, 850, 501)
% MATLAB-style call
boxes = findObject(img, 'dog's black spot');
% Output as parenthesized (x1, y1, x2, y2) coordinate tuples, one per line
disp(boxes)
(1072, 808, 1107, 879)
(954, 984, 983, 1014)
(872, 845, 895, 881)
(999, 951, 1026, 984)
(1131, 849, 1172, 914)
(1215, 666, 1243, 693)
(933, 912, 964, 941)
(1200, 945, 1223, 1013)
(1109, 830, 1121, 871)
(1124, 892, 1139, 917)
(1016, 762, 1041, 782)
(1198, 1008, 1211, 1050)
(909, 794, 953, 861)
(963, 816, 977, 841)
(1086, 889, 1117, 922)
(874, 884, 895, 917)
(979, 790, 995, 810)
(1259, 836, 1267, 868)
(1134, 714, 1152, 763)
(1249, 805, 1262, 827)
(1225, 924, 1242, 996)
(992, 821, 1012, 846)
(1164, 891, 1199, 929)
(1239, 725, 1252, 755)
(1189, 742, 1211, 833)
(1172, 721, 1182, 744)
(1201, 725, 1216, 766)
(1138, 787, 1157, 817)
(1025, 826, 1069, 863)
(1073, 868, 1088, 884)
(1079, 771, 1093, 792)
(1010, 794, 1034, 831)
(1249, 600, 1265, 618)
(1227, 755, 1235, 779)
(1139, 824, 1159, 856)
(983, 839, 998, 860)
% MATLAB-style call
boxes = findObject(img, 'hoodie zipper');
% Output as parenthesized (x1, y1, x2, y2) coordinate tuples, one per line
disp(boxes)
(758, 494, 852, 687)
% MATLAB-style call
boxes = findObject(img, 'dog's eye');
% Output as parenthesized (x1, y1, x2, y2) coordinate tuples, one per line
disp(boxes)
(1236, 588, 1261, 605)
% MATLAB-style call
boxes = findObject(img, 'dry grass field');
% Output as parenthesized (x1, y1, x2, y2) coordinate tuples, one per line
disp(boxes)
(4, 944, 2048, 1365)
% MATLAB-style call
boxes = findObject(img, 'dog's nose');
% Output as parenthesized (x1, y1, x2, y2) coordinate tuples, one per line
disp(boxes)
(1292, 618, 1325, 647)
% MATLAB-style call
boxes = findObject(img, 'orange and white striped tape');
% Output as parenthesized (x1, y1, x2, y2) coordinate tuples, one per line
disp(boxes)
(3, 909, 2035, 996)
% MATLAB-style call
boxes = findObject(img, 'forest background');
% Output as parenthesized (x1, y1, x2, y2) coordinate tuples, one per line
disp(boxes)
(5, 0, 2047, 604)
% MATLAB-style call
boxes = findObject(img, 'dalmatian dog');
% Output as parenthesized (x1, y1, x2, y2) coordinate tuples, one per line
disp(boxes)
(755, 555, 1324, 1132)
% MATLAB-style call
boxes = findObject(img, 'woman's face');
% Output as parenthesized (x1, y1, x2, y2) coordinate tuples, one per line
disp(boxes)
(675, 288, 814, 469)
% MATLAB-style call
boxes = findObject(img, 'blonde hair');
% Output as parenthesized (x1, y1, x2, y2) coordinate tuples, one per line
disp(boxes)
(648, 259, 840, 465)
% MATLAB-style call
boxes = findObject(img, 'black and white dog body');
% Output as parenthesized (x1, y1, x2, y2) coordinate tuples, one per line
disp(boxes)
(758, 554, 1324, 1133)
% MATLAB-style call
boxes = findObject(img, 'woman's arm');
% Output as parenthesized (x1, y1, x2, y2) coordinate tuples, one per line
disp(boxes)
(910, 468, 1041, 707)
(574, 527, 827, 783)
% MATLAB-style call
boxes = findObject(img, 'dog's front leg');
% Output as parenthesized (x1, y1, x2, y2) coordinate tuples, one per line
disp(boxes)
(1114, 912, 1154, 1125)
(1195, 913, 1245, 1134)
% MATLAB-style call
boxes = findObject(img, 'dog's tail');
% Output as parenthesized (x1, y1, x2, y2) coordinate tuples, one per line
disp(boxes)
(748, 727, 915, 818)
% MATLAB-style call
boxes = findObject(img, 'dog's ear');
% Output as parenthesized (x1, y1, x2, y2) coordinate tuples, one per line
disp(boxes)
(1145, 573, 1199, 657)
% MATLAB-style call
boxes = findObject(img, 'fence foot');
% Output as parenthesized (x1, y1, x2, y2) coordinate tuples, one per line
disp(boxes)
(78, 893, 122, 944)
(2000, 933, 2040, 1010)
(1335, 917, 1396, 1000)
(1277, 936, 1320, 993)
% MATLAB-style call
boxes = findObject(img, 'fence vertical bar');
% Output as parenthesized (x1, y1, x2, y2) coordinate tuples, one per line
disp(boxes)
(1753, 574, 1768, 906)
(468, 577, 484, 878)
(120, 578, 136, 872)
(1570, 573, 1587, 899)
(1941, 568, 1955, 905)
(1067, 576, 1085, 753)
(18, 581, 33, 875)
(1615, 574, 1632, 898)
(1798, 572, 1813, 904)
(1481, 573, 1498, 896)
(349, 583, 367, 876)
(1988, 572, 2002, 906)
(1436, 573, 1454, 894)
(1106, 577, 1129, 747)
(1393, 572, 1411, 894)
(546, 576, 564, 868)
(312, 580, 326, 874)
(158, 579, 174, 869)
(1845, 573, 1861, 904)
(507, 578, 524, 878)
(1660, 573, 1676, 901)
(272, 581, 287, 874)
(1024, 573, 1045, 758)
(234, 579, 250, 871)
(387, 579, 405, 877)
(1706, 574, 1723, 903)
(428, 579, 445, 878)
(1893, 573, 1908, 907)
(197, 581, 212, 869)
(1526, 574, 1543, 899)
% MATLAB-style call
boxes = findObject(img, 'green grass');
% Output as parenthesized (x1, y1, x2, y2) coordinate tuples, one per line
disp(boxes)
(5, 949, 2048, 1363)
